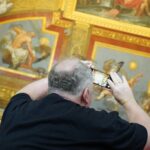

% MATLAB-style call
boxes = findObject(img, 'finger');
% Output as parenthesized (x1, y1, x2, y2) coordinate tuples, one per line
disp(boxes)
(113, 72, 122, 83)
(122, 75, 128, 84)
(108, 79, 115, 89)
(110, 72, 121, 85)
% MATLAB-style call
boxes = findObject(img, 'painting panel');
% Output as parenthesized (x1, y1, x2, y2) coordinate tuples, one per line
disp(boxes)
(0, 18, 58, 78)
(76, 0, 150, 28)
(63, 0, 150, 38)
(91, 42, 150, 118)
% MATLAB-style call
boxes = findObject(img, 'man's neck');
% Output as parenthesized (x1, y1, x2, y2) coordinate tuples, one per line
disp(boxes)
(51, 91, 81, 105)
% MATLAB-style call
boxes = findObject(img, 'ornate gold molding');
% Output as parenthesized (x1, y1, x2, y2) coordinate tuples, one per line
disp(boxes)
(69, 22, 91, 56)
(0, 75, 31, 108)
(0, 85, 17, 107)
(52, 11, 73, 28)
(92, 27, 150, 48)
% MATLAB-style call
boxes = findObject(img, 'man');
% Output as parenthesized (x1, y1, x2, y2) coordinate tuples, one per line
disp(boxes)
(0, 58, 150, 150)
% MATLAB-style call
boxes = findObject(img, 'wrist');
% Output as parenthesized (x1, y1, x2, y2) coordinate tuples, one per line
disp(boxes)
(123, 99, 138, 110)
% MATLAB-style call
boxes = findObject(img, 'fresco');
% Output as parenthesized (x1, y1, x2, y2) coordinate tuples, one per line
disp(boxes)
(0, 19, 57, 78)
(91, 42, 150, 118)
(76, 0, 150, 27)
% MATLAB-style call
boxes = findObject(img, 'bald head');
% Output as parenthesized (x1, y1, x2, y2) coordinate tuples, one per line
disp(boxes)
(55, 58, 79, 73)
(48, 58, 93, 97)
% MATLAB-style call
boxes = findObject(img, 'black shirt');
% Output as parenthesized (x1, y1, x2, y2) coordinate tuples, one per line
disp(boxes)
(0, 93, 147, 150)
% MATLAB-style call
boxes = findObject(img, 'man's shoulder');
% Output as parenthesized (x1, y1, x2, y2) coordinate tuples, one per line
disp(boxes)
(6, 93, 32, 108)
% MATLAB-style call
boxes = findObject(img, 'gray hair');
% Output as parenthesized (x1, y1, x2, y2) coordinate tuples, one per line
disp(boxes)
(48, 59, 93, 97)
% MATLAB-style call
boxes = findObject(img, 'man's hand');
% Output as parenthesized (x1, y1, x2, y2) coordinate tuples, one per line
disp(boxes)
(108, 72, 150, 150)
(108, 72, 136, 105)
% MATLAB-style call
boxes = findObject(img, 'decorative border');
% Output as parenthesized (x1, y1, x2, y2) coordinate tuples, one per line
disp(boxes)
(63, 0, 150, 38)
(92, 27, 150, 48)
(87, 33, 150, 59)
(92, 42, 150, 61)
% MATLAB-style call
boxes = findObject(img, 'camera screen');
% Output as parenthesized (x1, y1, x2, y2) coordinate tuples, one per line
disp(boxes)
(93, 70, 109, 87)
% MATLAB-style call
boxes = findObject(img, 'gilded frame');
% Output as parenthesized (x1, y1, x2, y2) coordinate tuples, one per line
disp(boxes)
(63, 0, 150, 38)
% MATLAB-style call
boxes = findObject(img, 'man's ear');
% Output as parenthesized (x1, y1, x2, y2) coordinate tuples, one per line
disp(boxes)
(81, 88, 91, 107)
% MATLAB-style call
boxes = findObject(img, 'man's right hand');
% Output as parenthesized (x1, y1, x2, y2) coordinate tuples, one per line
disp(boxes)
(108, 72, 150, 150)
(107, 72, 136, 106)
